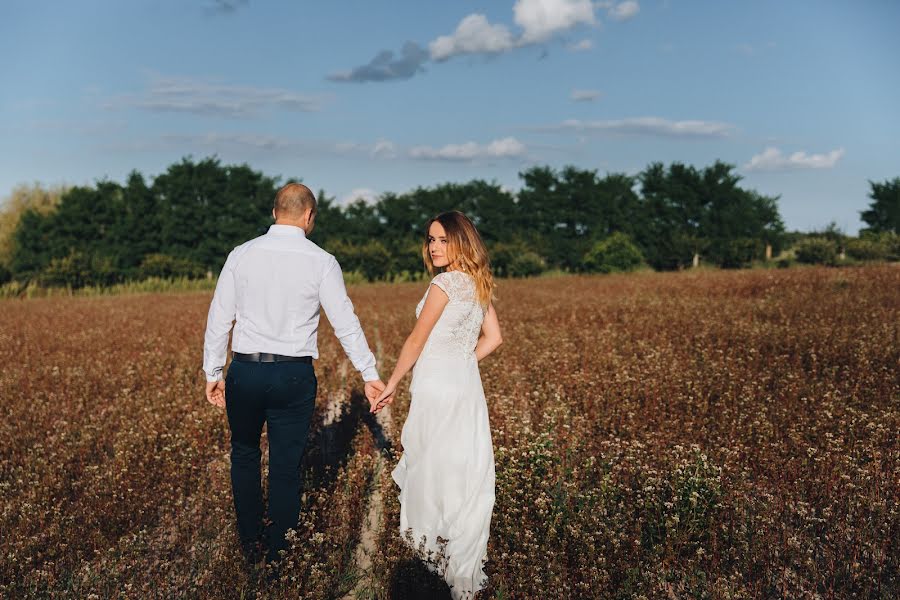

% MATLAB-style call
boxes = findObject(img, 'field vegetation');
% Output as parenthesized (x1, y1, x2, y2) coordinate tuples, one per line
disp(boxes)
(1, 265, 897, 598)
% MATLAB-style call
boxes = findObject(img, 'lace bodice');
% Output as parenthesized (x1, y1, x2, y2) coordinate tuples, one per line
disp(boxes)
(415, 271, 486, 360)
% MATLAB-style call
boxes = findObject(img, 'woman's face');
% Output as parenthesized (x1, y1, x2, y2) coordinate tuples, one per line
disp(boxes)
(428, 221, 452, 268)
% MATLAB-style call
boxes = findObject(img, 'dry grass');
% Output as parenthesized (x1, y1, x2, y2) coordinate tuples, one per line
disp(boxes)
(1, 265, 897, 599)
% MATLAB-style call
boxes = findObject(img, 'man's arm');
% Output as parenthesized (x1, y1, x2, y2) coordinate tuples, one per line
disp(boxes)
(318, 256, 380, 383)
(203, 251, 237, 385)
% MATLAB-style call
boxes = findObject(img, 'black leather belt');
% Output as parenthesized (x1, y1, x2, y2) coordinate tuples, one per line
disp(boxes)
(232, 352, 312, 364)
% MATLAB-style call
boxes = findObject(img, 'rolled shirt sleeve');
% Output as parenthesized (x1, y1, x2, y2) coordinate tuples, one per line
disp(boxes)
(318, 256, 380, 382)
(202, 250, 237, 382)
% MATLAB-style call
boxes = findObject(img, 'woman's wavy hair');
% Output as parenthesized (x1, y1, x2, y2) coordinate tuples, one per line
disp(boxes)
(422, 210, 495, 307)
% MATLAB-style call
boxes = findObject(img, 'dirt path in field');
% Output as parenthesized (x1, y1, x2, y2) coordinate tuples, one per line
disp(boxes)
(343, 330, 395, 600)
(343, 405, 392, 600)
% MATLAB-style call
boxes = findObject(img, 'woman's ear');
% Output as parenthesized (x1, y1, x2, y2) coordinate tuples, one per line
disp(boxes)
(272, 209, 277, 221)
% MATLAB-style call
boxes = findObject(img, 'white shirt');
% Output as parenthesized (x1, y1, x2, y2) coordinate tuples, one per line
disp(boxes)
(203, 224, 379, 383)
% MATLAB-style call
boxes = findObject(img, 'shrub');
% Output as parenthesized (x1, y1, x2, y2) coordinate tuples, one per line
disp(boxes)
(490, 241, 547, 278)
(507, 252, 545, 278)
(583, 232, 645, 273)
(330, 240, 393, 282)
(853, 231, 900, 261)
(845, 237, 888, 261)
(138, 254, 206, 280)
(0, 263, 10, 285)
(794, 237, 838, 265)
(39, 251, 119, 288)
(715, 237, 763, 269)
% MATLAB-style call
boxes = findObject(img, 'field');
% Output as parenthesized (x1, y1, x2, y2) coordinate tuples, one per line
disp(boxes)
(1, 265, 898, 599)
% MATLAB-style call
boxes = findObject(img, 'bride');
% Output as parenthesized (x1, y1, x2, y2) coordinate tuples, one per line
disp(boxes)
(372, 210, 502, 598)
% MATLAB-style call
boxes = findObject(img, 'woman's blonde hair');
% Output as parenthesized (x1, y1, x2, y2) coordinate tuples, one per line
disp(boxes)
(422, 210, 495, 307)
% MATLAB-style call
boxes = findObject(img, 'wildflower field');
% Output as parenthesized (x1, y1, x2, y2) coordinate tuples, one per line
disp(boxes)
(1, 265, 897, 599)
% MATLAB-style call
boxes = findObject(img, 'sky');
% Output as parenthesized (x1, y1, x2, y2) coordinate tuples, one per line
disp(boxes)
(1, 0, 898, 234)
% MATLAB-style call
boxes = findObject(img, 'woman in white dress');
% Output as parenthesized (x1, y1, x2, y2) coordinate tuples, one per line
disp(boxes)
(372, 210, 502, 599)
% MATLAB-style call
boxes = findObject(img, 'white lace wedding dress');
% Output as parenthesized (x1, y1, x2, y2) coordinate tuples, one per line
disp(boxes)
(391, 270, 495, 599)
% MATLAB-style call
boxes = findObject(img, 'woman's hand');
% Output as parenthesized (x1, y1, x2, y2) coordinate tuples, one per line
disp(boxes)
(371, 380, 397, 413)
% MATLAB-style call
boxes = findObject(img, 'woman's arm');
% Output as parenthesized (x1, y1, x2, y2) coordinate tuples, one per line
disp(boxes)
(371, 284, 449, 411)
(475, 302, 502, 362)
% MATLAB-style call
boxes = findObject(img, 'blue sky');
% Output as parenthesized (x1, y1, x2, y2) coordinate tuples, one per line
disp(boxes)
(1, 0, 898, 233)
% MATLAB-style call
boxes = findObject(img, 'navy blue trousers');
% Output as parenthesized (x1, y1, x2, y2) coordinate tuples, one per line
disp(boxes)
(224, 359, 316, 564)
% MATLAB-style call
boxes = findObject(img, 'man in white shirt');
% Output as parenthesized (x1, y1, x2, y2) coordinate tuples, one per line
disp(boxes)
(202, 182, 384, 570)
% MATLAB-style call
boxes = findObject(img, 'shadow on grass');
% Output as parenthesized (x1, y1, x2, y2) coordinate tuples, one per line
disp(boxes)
(388, 558, 453, 599)
(301, 389, 393, 490)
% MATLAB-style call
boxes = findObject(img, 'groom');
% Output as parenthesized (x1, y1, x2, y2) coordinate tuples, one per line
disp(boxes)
(202, 182, 385, 569)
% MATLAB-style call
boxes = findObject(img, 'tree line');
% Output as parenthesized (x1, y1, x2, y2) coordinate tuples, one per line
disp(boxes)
(0, 157, 897, 288)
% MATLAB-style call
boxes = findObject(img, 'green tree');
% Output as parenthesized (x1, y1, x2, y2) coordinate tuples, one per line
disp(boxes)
(10, 209, 54, 278)
(153, 157, 278, 272)
(860, 177, 900, 234)
(636, 161, 784, 269)
(636, 162, 702, 270)
(113, 171, 161, 274)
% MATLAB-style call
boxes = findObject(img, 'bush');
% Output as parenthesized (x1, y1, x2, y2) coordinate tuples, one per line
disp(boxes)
(138, 254, 206, 280)
(583, 232, 645, 273)
(39, 251, 119, 288)
(715, 237, 763, 269)
(845, 237, 888, 261)
(794, 237, 838, 266)
(330, 240, 393, 282)
(507, 251, 546, 278)
(490, 241, 547, 278)
(852, 231, 900, 261)
(0, 263, 10, 285)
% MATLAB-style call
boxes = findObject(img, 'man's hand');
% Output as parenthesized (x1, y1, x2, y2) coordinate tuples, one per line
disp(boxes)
(206, 380, 226, 408)
(371, 380, 397, 414)
(364, 380, 385, 412)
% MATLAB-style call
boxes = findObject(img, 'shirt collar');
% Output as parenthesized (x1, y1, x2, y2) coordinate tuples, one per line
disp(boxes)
(267, 224, 307, 238)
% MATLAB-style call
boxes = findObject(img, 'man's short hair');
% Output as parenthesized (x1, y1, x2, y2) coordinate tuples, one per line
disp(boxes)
(274, 183, 316, 218)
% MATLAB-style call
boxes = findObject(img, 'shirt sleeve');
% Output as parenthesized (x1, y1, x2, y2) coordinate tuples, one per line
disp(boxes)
(318, 256, 380, 382)
(203, 250, 238, 382)
(430, 272, 452, 300)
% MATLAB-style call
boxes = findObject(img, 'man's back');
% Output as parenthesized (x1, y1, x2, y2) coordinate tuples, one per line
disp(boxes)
(203, 223, 377, 383)
(228, 225, 332, 359)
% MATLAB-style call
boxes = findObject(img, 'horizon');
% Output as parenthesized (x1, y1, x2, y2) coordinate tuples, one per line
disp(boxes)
(2, 0, 898, 235)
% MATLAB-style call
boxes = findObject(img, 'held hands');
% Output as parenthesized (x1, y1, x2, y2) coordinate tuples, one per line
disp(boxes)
(206, 380, 226, 408)
(364, 380, 386, 412)
(371, 380, 397, 414)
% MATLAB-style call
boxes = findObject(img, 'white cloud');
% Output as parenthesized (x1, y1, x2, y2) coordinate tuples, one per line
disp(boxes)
(607, 1, 640, 22)
(568, 38, 594, 51)
(545, 116, 735, 138)
(161, 132, 292, 150)
(409, 137, 526, 161)
(429, 0, 599, 61)
(513, 0, 596, 44)
(371, 138, 396, 159)
(150, 133, 397, 160)
(107, 75, 325, 118)
(430, 14, 516, 61)
(744, 147, 845, 171)
(340, 188, 379, 205)
(570, 89, 603, 102)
